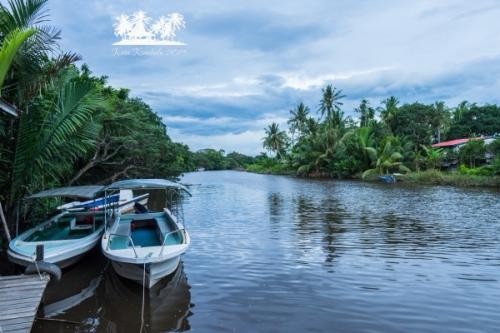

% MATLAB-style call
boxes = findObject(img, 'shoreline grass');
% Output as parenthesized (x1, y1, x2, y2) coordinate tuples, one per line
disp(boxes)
(244, 165, 500, 188)
(400, 170, 500, 188)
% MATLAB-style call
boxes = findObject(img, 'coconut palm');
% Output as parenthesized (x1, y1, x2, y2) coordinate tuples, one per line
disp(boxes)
(319, 84, 345, 127)
(453, 101, 469, 122)
(431, 101, 449, 143)
(380, 96, 399, 132)
(263, 123, 288, 159)
(114, 14, 131, 40)
(288, 102, 310, 140)
(362, 138, 410, 178)
(355, 99, 375, 128)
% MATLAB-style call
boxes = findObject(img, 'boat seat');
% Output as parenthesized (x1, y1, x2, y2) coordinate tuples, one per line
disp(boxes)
(108, 222, 132, 250)
(156, 218, 169, 238)
(114, 222, 131, 236)
(69, 217, 92, 231)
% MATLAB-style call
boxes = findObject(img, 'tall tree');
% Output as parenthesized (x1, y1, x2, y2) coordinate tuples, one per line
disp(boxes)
(431, 101, 450, 143)
(263, 122, 288, 159)
(380, 96, 399, 133)
(288, 102, 310, 141)
(355, 99, 375, 128)
(319, 84, 345, 128)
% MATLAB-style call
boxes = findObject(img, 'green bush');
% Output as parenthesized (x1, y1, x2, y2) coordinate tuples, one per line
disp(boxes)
(458, 164, 494, 176)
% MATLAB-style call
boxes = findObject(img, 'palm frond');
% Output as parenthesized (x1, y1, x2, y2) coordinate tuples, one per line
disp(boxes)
(10, 74, 107, 202)
(0, 27, 35, 90)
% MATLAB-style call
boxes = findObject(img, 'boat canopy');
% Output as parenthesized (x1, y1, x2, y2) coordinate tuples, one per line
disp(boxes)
(27, 185, 105, 200)
(105, 179, 191, 196)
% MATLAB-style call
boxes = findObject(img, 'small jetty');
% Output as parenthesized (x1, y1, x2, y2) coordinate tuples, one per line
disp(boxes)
(0, 274, 50, 333)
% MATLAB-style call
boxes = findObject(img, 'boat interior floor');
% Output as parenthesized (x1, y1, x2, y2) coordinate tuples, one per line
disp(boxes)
(108, 214, 183, 250)
(25, 215, 104, 242)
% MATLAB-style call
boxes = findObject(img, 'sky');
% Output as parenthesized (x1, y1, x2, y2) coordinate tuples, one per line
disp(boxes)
(40, 0, 500, 155)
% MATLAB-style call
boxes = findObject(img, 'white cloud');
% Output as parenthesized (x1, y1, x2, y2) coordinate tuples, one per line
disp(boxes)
(280, 66, 397, 91)
(169, 128, 265, 155)
(50, 0, 500, 154)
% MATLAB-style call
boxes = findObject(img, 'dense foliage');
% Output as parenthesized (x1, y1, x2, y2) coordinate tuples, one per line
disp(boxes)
(255, 84, 500, 180)
(0, 0, 193, 222)
(191, 149, 256, 171)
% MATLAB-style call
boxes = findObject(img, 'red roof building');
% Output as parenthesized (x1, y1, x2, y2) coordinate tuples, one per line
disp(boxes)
(431, 137, 480, 148)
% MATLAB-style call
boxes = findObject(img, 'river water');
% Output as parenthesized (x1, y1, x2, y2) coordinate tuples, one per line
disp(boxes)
(30, 170, 500, 333)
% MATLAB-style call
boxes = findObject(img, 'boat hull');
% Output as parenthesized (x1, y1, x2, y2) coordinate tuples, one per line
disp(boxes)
(111, 256, 181, 288)
(7, 237, 100, 269)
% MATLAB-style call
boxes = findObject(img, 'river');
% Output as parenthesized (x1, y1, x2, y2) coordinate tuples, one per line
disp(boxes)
(31, 170, 500, 333)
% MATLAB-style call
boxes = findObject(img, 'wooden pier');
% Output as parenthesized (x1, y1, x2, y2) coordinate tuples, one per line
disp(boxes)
(0, 274, 49, 333)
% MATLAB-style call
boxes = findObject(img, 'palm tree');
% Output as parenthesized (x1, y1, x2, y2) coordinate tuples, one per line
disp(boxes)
(0, 28, 35, 92)
(0, 0, 79, 104)
(453, 101, 469, 122)
(432, 101, 449, 143)
(263, 123, 288, 159)
(288, 102, 310, 140)
(114, 14, 132, 40)
(318, 84, 345, 127)
(362, 138, 410, 178)
(355, 99, 375, 127)
(421, 145, 443, 169)
(357, 127, 375, 169)
(9, 70, 108, 205)
(380, 96, 399, 132)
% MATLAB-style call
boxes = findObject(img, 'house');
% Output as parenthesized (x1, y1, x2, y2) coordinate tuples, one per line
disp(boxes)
(431, 137, 481, 150)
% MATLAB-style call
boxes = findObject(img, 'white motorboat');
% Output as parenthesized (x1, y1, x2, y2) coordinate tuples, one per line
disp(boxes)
(101, 179, 191, 288)
(8, 186, 149, 268)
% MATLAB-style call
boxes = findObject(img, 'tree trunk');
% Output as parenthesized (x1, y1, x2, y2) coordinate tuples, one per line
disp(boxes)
(68, 160, 97, 185)
(0, 202, 11, 243)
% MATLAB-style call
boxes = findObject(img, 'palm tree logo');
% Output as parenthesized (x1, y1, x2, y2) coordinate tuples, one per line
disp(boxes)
(113, 11, 186, 46)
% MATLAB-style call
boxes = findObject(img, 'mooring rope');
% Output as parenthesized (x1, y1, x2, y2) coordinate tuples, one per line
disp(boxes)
(32, 257, 43, 281)
(139, 262, 146, 333)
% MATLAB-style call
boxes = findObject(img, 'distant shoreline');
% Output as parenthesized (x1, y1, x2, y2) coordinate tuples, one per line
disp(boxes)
(240, 168, 500, 188)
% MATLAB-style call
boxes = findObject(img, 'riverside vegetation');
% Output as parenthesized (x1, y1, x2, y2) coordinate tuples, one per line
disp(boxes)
(1, 0, 499, 244)
(0, 0, 194, 228)
(248, 87, 500, 187)
(193, 88, 500, 187)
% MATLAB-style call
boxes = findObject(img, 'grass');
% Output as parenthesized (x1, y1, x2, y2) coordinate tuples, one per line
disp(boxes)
(400, 170, 500, 187)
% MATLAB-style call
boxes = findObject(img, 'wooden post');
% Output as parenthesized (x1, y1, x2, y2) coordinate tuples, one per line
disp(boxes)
(36, 244, 44, 261)
(0, 202, 11, 243)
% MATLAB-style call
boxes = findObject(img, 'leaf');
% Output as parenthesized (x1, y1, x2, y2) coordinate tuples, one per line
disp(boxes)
(0, 27, 35, 90)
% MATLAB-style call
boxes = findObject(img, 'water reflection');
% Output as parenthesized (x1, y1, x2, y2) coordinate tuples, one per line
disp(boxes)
(34, 253, 192, 333)
(103, 263, 191, 333)
(27, 171, 500, 333)
(291, 194, 346, 267)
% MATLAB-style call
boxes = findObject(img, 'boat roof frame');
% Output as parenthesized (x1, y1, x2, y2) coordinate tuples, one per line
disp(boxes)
(104, 179, 191, 196)
(26, 185, 105, 200)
